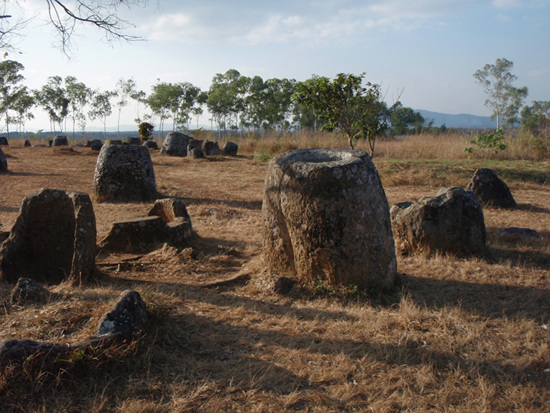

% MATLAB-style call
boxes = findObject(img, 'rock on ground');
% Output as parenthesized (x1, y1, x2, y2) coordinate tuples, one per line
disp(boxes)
(202, 140, 220, 156)
(0, 290, 146, 369)
(10, 278, 50, 305)
(99, 216, 168, 253)
(466, 168, 516, 208)
(160, 132, 192, 157)
(222, 141, 238, 156)
(0, 188, 97, 285)
(52, 135, 68, 146)
(391, 187, 486, 255)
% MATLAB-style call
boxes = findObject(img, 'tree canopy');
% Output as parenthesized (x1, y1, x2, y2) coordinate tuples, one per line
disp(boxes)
(473, 58, 528, 128)
(293, 73, 389, 154)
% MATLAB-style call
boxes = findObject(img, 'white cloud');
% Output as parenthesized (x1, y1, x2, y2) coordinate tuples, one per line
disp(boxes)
(147, 13, 192, 41)
(140, 0, 504, 47)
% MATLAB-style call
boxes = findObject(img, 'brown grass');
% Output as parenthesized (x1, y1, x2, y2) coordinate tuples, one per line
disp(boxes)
(0, 135, 548, 412)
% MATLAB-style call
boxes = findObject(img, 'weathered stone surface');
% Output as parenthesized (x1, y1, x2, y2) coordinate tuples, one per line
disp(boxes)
(99, 216, 168, 253)
(263, 148, 397, 290)
(96, 290, 146, 340)
(391, 187, 486, 255)
(0, 339, 70, 369)
(124, 136, 142, 145)
(148, 198, 191, 224)
(188, 146, 205, 159)
(0, 189, 97, 285)
(202, 140, 220, 156)
(85, 139, 102, 148)
(10, 278, 50, 305)
(0, 137, 8, 145)
(24, 139, 31, 147)
(222, 141, 239, 156)
(0, 290, 146, 369)
(167, 219, 193, 246)
(0, 146, 7, 172)
(188, 139, 203, 150)
(52, 135, 68, 146)
(90, 141, 103, 151)
(93, 144, 157, 202)
(160, 131, 191, 156)
(466, 168, 516, 209)
(104, 139, 123, 146)
(143, 140, 158, 150)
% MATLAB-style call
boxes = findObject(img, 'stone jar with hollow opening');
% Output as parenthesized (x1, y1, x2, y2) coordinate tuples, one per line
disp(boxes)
(262, 148, 397, 290)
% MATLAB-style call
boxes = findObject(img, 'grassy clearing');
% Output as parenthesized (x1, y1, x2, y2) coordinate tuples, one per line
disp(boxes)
(0, 132, 548, 411)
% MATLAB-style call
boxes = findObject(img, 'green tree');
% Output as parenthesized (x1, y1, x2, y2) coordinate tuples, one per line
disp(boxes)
(65, 75, 91, 138)
(244, 76, 296, 132)
(207, 69, 249, 135)
(174, 82, 204, 130)
(11, 86, 35, 134)
(474, 58, 528, 128)
(146, 81, 181, 135)
(294, 73, 389, 154)
(36, 75, 70, 133)
(389, 103, 425, 135)
(292, 102, 318, 130)
(0, 59, 25, 137)
(520, 101, 550, 134)
(88, 89, 115, 138)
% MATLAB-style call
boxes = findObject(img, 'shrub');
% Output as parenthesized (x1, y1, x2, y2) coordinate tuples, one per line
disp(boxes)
(465, 128, 507, 164)
(138, 122, 154, 142)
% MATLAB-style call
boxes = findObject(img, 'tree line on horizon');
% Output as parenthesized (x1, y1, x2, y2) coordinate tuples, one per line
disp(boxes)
(0, 61, 425, 140)
(0, 58, 547, 154)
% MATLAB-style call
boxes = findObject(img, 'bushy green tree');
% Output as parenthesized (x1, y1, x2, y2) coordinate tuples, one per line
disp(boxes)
(389, 103, 424, 135)
(521, 101, 550, 134)
(207, 69, 249, 134)
(146, 81, 205, 134)
(245, 76, 296, 131)
(294, 73, 389, 155)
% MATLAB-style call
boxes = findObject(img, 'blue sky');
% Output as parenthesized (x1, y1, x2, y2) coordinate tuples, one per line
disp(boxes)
(6, 0, 550, 130)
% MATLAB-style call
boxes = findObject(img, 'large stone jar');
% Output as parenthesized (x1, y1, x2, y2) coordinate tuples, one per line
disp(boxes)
(93, 144, 157, 202)
(262, 148, 397, 290)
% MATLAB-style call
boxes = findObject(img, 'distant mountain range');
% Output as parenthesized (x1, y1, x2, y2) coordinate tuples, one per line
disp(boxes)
(416, 110, 496, 129)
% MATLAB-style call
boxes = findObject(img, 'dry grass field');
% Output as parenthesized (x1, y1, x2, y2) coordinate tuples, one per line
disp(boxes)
(0, 133, 548, 412)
